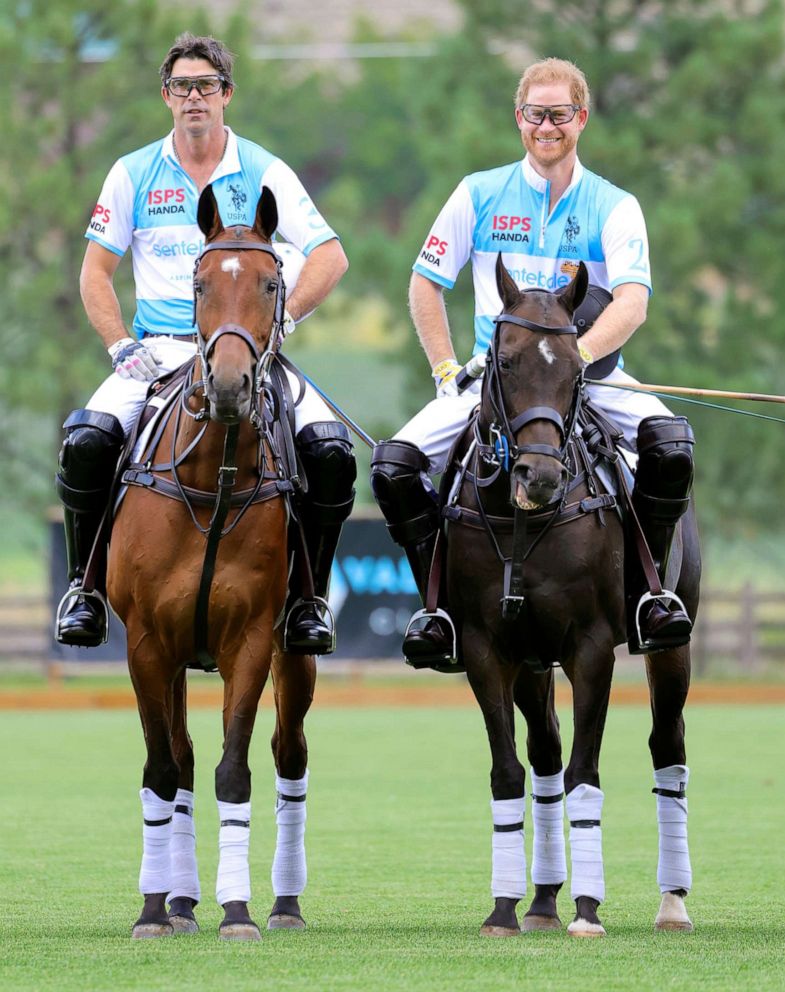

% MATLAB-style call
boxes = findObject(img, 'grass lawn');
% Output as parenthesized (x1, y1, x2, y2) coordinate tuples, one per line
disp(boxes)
(0, 703, 782, 992)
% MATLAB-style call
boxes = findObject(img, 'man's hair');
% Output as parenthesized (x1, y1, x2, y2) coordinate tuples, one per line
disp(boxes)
(514, 58, 591, 111)
(159, 33, 235, 88)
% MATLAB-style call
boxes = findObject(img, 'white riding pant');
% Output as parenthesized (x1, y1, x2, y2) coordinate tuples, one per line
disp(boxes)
(395, 367, 673, 476)
(85, 337, 333, 435)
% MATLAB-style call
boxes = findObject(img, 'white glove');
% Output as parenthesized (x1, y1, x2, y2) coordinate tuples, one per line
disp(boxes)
(281, 308, 296, 337)
(109, 337, 161, 381)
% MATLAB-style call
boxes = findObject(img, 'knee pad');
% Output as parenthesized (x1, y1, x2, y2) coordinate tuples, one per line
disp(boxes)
(296, 421, 356, 522)
(636, 416, 694, 499)
(56, 409, 124, 513)
(370, 440, 437, 544)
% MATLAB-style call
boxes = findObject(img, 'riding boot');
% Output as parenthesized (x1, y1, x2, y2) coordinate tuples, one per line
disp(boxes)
(55, 409, 125, 647)
(285, 422, 356, 655)
(626, 416, 695, 654)
(370, 440, 455, 669)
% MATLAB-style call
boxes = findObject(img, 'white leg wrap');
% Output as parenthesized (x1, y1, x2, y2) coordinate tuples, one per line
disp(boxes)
(567, 784, 605, 903)
(530, 770, 567, 886)
(169, 789, 200, 903)
(216, 800, 251, 906)
(138, 788, 175, 896)
(490, 797, 526, 899)
(271, 772, 308, 897)
(654, 764, 692, 894)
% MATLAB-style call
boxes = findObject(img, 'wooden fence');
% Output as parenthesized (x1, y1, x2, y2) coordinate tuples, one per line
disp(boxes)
(1, 585, 784, 674)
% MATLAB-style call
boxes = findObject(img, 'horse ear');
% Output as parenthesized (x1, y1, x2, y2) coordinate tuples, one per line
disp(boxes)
(558, 261, 589, 315)
(197, 184, 224, 241)
(254, 186, 278, 242)
(495, 254, 521, 310)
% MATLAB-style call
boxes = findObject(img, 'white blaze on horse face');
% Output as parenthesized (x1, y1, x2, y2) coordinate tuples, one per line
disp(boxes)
(221, 257, 243, 280)
(538, 339, 556, 364)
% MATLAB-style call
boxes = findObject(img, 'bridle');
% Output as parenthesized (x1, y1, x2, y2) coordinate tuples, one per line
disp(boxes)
(483, 309, 584, 473)
(191, 236, 286, 424)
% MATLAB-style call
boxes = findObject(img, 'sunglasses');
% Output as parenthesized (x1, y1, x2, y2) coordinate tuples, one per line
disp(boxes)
(166, 75, 226, 97)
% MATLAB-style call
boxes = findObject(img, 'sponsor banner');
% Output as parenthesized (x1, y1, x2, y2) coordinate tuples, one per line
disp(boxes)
(49, 517, 420, 662)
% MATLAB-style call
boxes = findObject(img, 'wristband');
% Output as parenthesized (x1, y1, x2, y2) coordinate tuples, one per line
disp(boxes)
(578, 342, 594, 365)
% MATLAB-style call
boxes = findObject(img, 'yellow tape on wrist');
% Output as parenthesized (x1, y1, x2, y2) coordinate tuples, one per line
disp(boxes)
(432, 359, 461, 384)
(578, 342, 594, 365)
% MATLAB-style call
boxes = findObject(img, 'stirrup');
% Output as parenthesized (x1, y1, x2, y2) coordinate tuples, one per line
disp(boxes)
(283, 596, 335, 654)
(632, 589, 691, 654)
(54, 585, 110, 645)
(403, 607, 459, 670)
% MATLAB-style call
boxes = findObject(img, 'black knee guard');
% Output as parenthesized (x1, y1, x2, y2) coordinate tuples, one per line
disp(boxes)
(56, 409, 125, 513)
(296, 421, 356, 524)
(370, 440, 438, 546)
(634, 416, 695, 526)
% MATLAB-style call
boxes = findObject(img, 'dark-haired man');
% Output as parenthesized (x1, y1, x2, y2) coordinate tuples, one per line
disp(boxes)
(56, 33, 355, 656)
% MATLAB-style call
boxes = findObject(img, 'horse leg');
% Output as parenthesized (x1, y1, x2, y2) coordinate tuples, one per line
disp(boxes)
(646, 644, 694, 932)
(129, 652, 181, 939)
(513, 667, 565, 931)
(562, 639, 615, 938)
(214, 650, 273, 942)
(267, 645, 316, 930)
(465, 636, 527, 938)
(168, 669, 200, 934)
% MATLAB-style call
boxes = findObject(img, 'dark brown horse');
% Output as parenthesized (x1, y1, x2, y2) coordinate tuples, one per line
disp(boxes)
(107, 186, 314, 940)
(445, 258, 699, 937)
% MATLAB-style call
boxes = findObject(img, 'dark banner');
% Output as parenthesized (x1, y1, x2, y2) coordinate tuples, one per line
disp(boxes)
(49, 516, 420, 662)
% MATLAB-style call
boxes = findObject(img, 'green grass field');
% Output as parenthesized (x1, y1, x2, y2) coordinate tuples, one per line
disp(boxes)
(1, 703, 782, 992)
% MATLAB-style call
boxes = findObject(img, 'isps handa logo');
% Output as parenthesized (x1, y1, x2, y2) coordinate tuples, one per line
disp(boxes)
(89, 203, 111, 235)
(147, 188, 186, 215)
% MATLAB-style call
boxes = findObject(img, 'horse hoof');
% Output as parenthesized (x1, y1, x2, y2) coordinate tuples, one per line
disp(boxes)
(522, 913, 562, 932)
(655, 893, 693, 932)
(169, 914, 199, 934)
(268, 913, 306, 930)
(567, 918, 606, 938)
(479, 924, 520, 938)
(219, 922, 262, 941)
(131, 922, 174, 939)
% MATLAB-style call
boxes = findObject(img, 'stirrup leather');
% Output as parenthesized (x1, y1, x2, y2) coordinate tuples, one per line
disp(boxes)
(633, 588, 690, 653)
(283, 595, 335, 653)
(54, 585, 110, 645)
(403, 607, 459, 670)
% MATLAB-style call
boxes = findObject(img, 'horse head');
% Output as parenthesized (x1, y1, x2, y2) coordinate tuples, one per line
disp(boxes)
(485, 255, 588, 510)
(194, 184, 283, 424)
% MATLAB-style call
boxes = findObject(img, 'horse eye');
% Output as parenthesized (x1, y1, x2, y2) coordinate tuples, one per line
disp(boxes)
(194, 279, 204, 296)
(264, 279, 279, 295)
(498, 356, 512, 373)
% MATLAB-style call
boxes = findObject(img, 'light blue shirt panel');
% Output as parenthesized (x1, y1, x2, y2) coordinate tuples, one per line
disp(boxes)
(133, 299, 194, 339)
(86, 136, 337, 338)
(466, 162, 633, 264)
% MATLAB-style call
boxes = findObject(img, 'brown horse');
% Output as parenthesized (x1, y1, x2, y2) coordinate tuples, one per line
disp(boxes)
(107, 185, 314, 940)
(445, 258, 699, 937)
